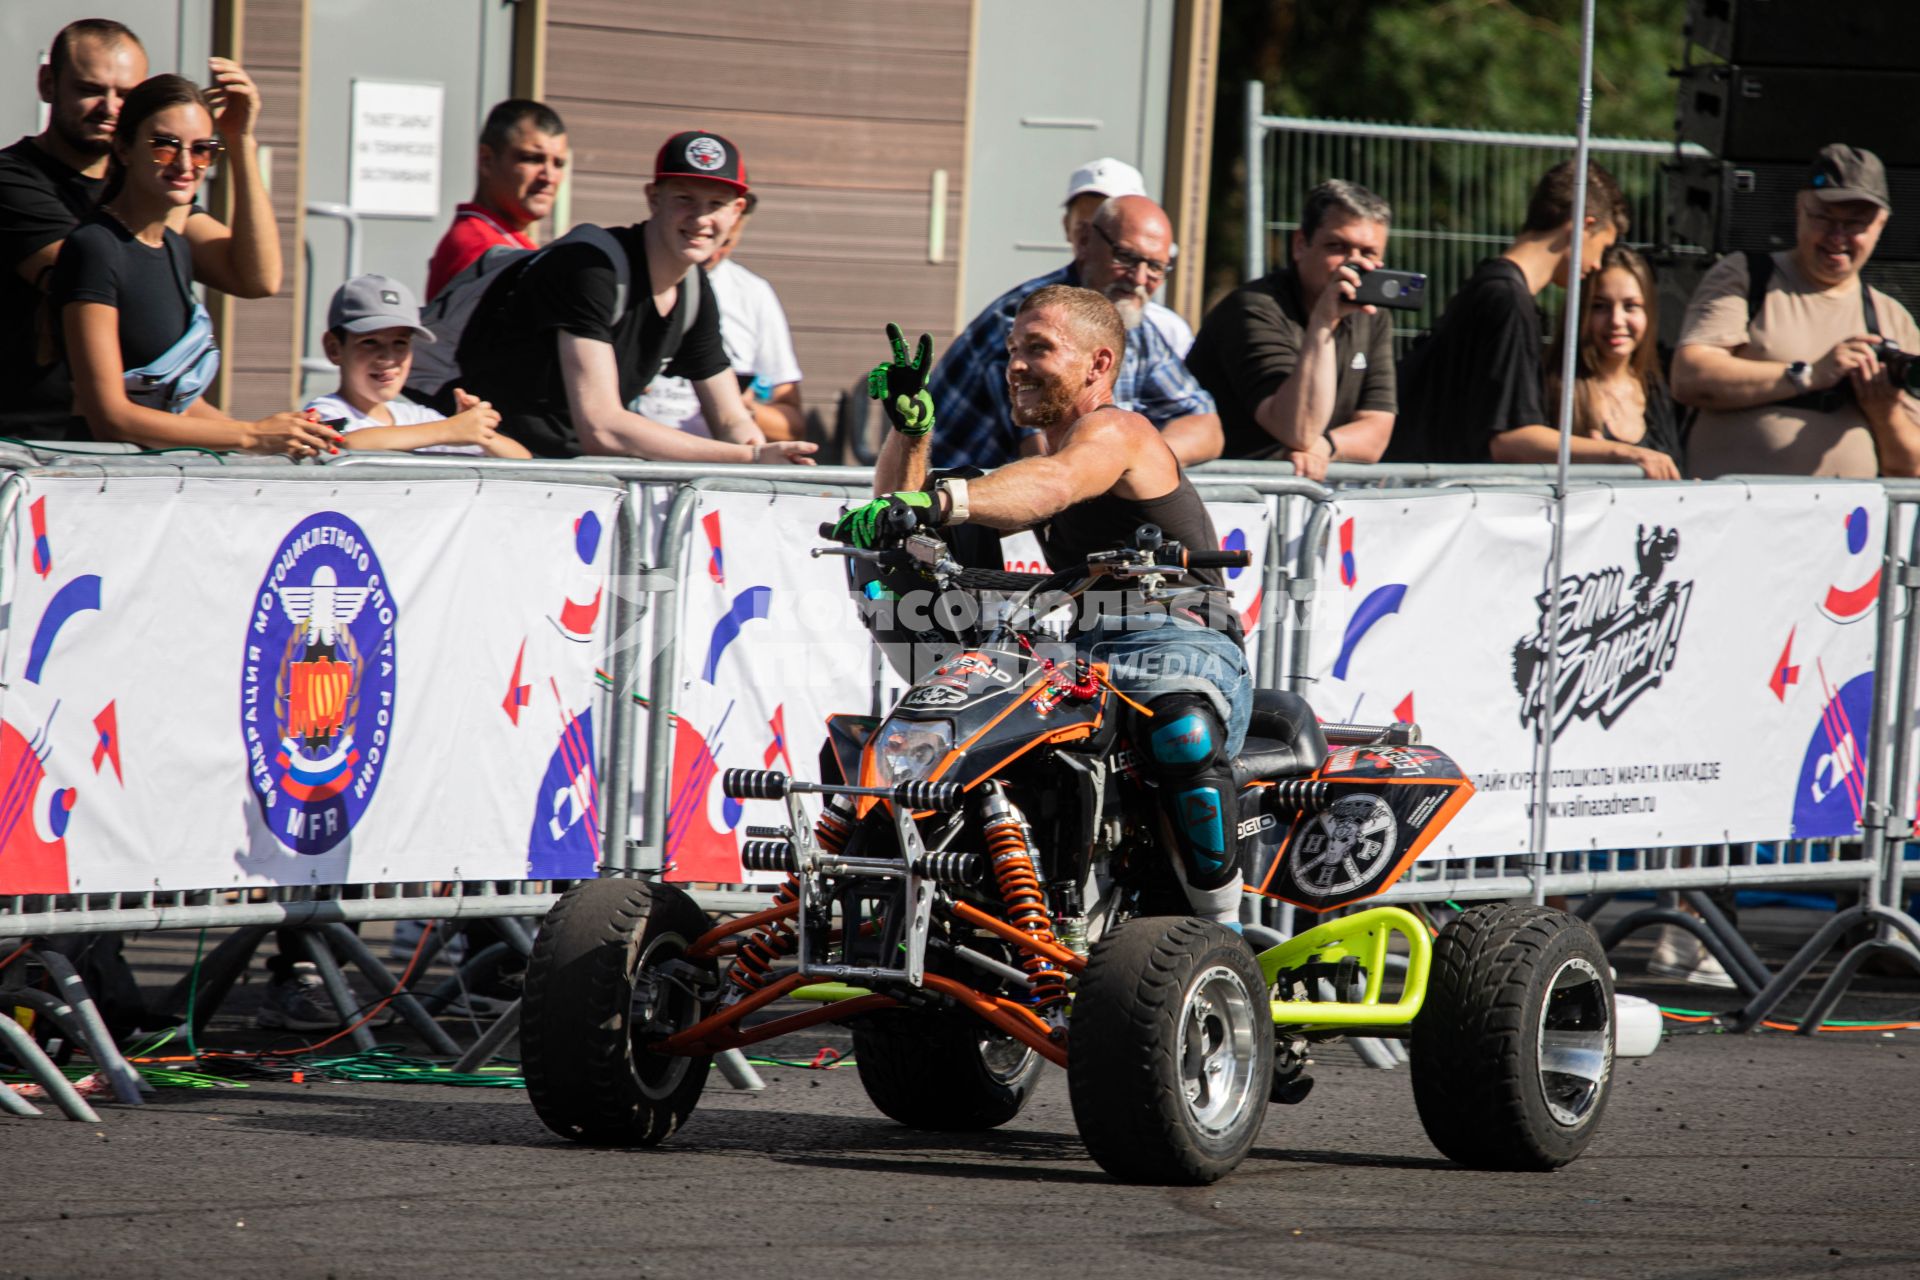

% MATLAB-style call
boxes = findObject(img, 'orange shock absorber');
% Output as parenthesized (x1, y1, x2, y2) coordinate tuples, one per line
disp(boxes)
(729, 800, 853, 994)
(982, 799, 1069, 1012)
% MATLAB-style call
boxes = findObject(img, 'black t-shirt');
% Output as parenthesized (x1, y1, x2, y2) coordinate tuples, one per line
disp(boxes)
(459, 222, 729, 457)
(1185, 265, 1397, 460)
(0, 137, 104, 434)
(1387, 258, 1546, 463)
(1601, 380, 1685, 473)
(50, 215, 195, 376)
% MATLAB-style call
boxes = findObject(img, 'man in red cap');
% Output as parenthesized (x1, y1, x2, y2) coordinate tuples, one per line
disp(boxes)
(447, 129, 816, 463)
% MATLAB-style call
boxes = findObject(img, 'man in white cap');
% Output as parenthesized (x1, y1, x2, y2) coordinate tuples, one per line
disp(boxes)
(1063, 157, 1194, 356)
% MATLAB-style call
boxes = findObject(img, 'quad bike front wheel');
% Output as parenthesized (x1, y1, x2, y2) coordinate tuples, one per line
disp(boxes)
(522, 877, 716, 1145)
(1068, 917, 1272, 1184)
(852, 1007, 1043, 1130)
(1410, 903, 1614, 1170)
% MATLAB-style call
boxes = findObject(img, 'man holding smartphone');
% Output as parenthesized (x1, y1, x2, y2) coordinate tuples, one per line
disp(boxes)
(1185, 181, 1398, 477)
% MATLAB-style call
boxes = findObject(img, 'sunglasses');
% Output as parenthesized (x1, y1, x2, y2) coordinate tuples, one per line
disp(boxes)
(147, 134, 225, 169)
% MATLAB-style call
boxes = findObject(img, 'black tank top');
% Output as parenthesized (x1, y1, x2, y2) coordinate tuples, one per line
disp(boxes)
(1037, 471, 1240, 636)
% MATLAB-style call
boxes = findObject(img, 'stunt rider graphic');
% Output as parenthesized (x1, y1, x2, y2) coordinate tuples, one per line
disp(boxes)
(836, 289, 1253, 925)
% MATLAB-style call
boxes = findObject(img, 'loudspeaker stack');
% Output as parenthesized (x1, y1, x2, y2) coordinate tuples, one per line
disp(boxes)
(1668, 1, 1918, 316)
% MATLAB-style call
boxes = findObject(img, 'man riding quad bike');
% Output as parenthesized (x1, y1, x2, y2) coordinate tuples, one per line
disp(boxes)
(518, 292, 1617, 1183)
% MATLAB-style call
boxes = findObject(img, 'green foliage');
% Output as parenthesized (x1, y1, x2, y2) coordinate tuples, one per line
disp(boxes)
(1207, 0, 1689, 297)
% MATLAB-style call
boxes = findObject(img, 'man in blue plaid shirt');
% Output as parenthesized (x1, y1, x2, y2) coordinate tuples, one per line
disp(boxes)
(928, 195, 1220, 471)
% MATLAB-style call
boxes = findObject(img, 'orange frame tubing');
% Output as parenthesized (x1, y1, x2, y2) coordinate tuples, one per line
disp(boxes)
(921, 974, 1068, 1068)
(667, 993, 903, 1055)
(687, 899, 798, 959)
(951, 899, 1087, 975)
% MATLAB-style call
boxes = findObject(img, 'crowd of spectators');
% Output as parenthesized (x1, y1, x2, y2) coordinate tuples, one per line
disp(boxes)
(6, 19, 1915, 485)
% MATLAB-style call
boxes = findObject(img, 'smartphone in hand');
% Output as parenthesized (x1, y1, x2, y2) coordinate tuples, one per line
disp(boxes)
(1349, 265, 1427, 311)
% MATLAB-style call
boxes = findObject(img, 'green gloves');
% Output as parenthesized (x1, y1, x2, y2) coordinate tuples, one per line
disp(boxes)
(867, 322, 935, 437)
(832, 491, 935, 549)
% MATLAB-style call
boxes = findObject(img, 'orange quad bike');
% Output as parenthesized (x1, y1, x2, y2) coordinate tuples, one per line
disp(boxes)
(519, 520, 1615, 1183)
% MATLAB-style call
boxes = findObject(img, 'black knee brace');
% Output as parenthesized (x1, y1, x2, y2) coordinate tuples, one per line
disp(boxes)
(1135, 693, 1239, 892)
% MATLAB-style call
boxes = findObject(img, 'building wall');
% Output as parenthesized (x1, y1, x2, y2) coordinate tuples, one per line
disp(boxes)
(214, 0, 305, 418)
(542, 0, 974, 424)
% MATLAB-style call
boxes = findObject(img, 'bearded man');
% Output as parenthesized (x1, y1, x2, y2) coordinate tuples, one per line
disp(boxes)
(837, 286, 1251, 924)
(928, 196, 1219, 471)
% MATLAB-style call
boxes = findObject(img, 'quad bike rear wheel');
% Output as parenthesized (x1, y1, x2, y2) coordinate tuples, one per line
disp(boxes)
(852, 1008, 1043, 1130)
(1410, 903, 1614, 1170)
(1068, 917, 1272, 1184)
(522, 877, 716, 1145)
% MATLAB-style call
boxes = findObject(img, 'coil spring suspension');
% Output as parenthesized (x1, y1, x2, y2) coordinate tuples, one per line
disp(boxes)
(729, 801, 852, 994)
(984, 814, 1069, 1011)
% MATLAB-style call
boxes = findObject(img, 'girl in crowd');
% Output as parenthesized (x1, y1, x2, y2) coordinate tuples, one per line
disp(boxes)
(1490, 243, 1682, 479)
(53, 73, 340, 456)
(1547, 243, 1685, 477)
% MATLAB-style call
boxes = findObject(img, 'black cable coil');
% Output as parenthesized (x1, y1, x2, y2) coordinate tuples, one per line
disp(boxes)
(723, 769, 790, 800)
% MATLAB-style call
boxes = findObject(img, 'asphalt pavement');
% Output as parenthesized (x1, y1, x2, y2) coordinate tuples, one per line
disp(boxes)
(4, 1014, 1919, 1279)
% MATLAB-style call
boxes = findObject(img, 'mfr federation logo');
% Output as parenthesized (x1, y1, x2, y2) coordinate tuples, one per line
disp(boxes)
(1512, 524, 1692, 740)
(241, 512, 397, 854)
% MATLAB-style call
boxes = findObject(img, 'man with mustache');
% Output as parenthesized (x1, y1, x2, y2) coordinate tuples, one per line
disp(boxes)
(842, 287, 1251, 925)
(0, 19, 278, 437)
(425, 99, 569, 300)
(929, 195, 1220, 471)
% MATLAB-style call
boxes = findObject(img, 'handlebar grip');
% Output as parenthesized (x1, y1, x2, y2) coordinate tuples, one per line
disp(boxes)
(1186, 548, 1251, 569)
(818, 522, 844, 540)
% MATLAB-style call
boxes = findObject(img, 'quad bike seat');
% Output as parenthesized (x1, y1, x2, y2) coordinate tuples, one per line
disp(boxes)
(1230, 688, 1329, 785)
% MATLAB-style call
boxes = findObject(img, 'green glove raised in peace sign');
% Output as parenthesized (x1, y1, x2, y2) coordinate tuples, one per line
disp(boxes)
(866, 322, 936, 437)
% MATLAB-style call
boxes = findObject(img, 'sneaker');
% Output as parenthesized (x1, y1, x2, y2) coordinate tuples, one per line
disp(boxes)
(1646, 924, 1736, 989)
(256, 965, 343, 1030)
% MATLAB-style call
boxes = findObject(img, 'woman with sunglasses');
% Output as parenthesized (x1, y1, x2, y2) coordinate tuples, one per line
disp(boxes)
(51, 74, 339, 455)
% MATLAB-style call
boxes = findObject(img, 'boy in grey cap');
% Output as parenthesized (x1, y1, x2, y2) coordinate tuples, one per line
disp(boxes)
(304, 273, 529, 457)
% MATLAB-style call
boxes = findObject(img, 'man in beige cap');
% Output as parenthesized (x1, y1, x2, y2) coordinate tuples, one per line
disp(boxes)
(1674, 144, 1920, 477)
(1062, 157, 1193, 355)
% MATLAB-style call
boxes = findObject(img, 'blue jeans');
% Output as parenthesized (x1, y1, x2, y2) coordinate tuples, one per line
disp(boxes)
(1079, 616, 1253, 754)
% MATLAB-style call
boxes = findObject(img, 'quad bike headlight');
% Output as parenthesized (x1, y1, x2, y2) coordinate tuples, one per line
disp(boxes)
(872, 717, 955, 786)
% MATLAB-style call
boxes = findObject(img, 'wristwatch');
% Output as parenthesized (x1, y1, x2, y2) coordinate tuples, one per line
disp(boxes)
(1786, 360, 1815, 393)
(933, 476, 970, 525)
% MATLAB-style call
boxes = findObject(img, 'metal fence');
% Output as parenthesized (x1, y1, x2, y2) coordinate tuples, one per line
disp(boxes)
(4, 452, 1919, 1116)
(1241, 83, 1713, 350)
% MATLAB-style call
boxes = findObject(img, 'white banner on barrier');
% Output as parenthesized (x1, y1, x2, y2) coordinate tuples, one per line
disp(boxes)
(659, 491, 877, 884)
(0, 476, 617, 893)
(1309, 483, 1885, 856)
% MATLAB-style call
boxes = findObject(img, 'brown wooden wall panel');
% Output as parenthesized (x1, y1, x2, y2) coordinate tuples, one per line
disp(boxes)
(570, 175, 964, 267)
(551, 0, 969, 53)
(221, 0, 304, 418)
(543, 0, 973, 412)
(557, 101, 964, 192)
(547, 27, 965, 124)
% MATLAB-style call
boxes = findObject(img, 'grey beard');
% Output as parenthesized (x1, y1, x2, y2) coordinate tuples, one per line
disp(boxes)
(1108, 287, 1149, 331)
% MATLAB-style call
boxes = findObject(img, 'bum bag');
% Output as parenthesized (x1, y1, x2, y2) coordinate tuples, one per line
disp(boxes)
(123, 236, 220, 414)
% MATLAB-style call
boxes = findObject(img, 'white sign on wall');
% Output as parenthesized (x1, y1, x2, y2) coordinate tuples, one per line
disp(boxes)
(349, 79, 443, 218)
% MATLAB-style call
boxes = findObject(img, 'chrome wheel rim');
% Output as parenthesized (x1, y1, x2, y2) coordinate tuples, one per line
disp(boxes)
(1537, 955, 1612, 1127)
(632, 930, 699, 1098)
(978, 1029, 1036, 1086)
(1177, 963, 1261, 1138)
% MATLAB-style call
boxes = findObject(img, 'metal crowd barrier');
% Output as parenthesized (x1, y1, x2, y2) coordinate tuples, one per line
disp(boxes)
(2, 450, 1916, 1103)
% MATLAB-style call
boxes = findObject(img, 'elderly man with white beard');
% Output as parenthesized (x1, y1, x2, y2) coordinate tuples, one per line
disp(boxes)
(928, 194, 1220, 470)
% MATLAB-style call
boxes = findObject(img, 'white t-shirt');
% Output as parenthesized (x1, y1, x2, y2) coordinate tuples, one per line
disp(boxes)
(302, 392, 484, 456)
(1147, 301, 1194, 358)
(632, 257, 804, 435)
